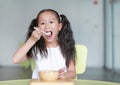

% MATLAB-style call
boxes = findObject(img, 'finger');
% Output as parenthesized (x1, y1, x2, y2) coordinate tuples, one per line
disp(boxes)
(59, 67, 65, 73)
(33, 29, 41, 34)
(58, 74, 65, 79)
(34, 27, 44, 35)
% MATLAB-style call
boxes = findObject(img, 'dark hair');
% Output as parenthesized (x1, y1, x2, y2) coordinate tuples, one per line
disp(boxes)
(26, 9, 76, 67)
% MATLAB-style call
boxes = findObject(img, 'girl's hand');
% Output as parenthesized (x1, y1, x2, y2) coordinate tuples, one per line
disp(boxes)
(58, 67, 66, 79)
(30, 27, 43, 42)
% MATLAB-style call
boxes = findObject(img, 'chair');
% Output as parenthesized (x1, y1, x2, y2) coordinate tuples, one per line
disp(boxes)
(75, 44, 87, 74)
(21, 44, 88, 76)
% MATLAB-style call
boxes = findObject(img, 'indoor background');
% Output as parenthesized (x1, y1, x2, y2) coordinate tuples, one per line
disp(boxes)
(0, 0, 120, 83)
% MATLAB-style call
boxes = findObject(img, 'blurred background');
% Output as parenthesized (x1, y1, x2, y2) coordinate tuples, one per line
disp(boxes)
(0, 0, 120, 83)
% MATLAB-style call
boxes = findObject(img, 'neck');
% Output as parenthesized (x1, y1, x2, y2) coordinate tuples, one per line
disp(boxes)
(46, 40, 59, 48)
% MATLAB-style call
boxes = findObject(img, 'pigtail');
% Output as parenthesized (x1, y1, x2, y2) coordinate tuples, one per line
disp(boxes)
(58, 15, 76, 67)
(26, 18, 38, 39)
(26, 18, 47, 58)
(26, 18, 37, 58)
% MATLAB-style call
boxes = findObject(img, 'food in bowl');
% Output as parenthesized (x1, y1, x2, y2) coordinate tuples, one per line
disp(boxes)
(39, 70, 59, 81)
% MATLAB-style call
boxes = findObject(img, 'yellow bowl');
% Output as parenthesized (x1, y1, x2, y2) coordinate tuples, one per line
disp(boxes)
(39, 70, 59, 81)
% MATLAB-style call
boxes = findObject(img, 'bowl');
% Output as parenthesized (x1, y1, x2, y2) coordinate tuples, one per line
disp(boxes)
(39, 70, 59, 81)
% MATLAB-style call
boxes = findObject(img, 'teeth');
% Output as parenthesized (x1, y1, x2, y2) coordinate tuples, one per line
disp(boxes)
(43, 31, 51, 36)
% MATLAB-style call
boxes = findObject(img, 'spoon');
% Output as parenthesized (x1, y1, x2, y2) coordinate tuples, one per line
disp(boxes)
(34, 27, 51, 36)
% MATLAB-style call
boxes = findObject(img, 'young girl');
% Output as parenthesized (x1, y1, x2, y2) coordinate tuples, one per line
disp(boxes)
(13, 9, 76, 79)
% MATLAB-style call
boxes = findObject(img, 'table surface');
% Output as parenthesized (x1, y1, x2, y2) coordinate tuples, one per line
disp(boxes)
(0, 79, 120, 85)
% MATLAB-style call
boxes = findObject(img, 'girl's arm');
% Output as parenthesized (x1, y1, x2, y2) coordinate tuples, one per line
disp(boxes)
(59, 60, 76, 79)
(12, 38, 36, 64)
(13, 28, 42, 64)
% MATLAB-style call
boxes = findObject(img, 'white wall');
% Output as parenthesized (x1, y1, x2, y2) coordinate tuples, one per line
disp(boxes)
(0, 0, 104, 67)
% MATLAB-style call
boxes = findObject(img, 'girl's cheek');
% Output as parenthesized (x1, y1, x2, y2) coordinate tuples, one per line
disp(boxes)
(38, 26, 45, 30)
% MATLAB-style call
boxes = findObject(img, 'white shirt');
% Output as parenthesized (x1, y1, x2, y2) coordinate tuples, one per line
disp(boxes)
(32, 46, 66, 79)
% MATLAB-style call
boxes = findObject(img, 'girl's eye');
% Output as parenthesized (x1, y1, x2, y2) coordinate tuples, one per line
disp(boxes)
(40, 22, 45, 25)
(50, 21, 54, 24)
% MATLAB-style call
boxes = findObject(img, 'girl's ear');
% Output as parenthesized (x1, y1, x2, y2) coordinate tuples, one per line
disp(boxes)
(58, 23, 62, 31)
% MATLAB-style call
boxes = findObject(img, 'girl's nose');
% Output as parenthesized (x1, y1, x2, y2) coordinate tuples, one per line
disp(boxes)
(45, 24, 50, 29)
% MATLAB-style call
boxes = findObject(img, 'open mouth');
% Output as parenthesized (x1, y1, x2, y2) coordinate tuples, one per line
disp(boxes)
(43, 31, 52, 37)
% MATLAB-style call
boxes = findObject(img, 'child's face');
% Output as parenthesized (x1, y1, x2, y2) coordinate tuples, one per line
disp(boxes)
(38, 11, 62, 45)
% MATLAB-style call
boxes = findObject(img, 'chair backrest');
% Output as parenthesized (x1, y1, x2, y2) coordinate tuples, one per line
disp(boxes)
(75, 44, 87, 74)
(30, 44, 88, 75)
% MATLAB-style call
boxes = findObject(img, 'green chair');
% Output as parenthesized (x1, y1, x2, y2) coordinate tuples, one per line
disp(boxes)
(75, 44, 87, 74)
